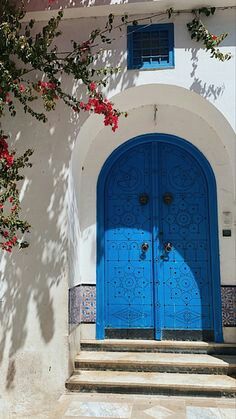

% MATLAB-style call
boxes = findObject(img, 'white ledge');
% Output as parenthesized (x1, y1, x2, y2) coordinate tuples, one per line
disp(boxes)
(21, 0, 236, 21)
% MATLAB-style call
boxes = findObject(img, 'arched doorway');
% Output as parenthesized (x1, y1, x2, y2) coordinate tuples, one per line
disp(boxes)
(96, 134, 223, 342)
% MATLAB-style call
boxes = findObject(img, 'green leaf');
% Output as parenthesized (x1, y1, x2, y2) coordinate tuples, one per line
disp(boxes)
(29, 19, 35, 28)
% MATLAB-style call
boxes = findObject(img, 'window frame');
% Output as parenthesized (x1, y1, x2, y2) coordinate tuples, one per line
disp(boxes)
(127, 23, 175, 70)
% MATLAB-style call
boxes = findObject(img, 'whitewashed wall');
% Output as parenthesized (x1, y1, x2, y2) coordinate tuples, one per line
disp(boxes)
(69, 9, 236, 283)
(0, 7, 235, 416)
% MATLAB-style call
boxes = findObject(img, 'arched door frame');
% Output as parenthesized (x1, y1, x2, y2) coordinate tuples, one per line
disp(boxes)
(96, 133, 223, 342)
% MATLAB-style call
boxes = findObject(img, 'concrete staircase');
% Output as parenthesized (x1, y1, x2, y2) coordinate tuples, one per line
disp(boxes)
(66, 340, 236, 397)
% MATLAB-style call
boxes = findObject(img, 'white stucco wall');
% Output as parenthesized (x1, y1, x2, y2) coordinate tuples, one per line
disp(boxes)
(0, 5, 235, 415)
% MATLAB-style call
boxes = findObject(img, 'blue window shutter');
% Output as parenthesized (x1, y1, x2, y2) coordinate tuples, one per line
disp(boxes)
(127, 23, 175, 70)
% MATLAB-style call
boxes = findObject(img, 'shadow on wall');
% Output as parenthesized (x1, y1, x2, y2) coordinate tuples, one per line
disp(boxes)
(0, 92, 85, 391)
(188, 48, 225, 100)
(0, 17, 135, 392)
(24, 0, 140, 12)
(56, 14, 233, 105)
(90, 17, 229, 103)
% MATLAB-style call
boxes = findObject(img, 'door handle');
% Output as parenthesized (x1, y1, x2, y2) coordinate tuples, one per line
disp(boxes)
(164, 242, 173, 253)
(160, 242, 173, 260)
(141, 243, 149, 252)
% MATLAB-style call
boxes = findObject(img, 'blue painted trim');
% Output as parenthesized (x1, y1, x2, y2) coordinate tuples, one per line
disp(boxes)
(127, 23, 175, 70)
(96, 193, 105, 339)
(96, 133, 223, 342)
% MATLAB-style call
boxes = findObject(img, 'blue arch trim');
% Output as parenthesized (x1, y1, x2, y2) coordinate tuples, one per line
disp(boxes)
(96, 133, 223, 342)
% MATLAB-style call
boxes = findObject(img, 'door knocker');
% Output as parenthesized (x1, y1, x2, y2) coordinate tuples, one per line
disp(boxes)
(160, 242, 173, 260)
(164, 242, 173, 253)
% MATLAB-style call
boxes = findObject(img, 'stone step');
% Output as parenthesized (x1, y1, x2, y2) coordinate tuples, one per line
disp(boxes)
(75, 351, 236, 375)
(66, 370, 236, 397)
(81, 339, 236, 355)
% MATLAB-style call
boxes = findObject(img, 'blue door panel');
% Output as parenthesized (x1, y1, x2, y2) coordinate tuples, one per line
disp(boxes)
(157, 143, 213, 335)
(160, 241, 208, 262)
(106, 305, 154, 328)
(159, 145, 207, 193)
(163, 305, 212, 329)
(162, 196, 209, 239)
(104, 139, 215, 336)
(106, 263, 153, 305)
(105, 144, 154, 329)
(107, 240, 152, 261)
(160, 262, 211, 301)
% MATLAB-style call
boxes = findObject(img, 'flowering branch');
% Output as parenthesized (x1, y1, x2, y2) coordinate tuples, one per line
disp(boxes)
(0, 134, 33, 252)
(187, 8, 232, 61)
(0, 0, 125, 252)
(73, 82, 127, 132)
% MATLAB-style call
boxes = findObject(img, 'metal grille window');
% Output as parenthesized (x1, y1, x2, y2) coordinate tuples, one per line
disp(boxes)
(127, 24, 174, 70)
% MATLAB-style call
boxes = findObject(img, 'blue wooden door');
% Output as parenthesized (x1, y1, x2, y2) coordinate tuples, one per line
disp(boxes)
(105, 144, 154, 337)
(156, 143, 213, 340)
(104, 140, 214, 340)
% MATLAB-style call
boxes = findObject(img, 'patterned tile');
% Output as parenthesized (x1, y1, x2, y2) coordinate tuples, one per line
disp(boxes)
(221, 286, 236, 327)
(69, 285, 96, 325)
(143, 405, 174, 418)
(64, 400, 132, 417)
(80, 286, 96, 323)
(218, 408, 236, 419)
(186, 406, 222, 419)
(69, 286, 81, 325)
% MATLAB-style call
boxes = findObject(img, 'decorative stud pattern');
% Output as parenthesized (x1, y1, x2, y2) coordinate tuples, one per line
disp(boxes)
(160, 144, 213, 331)
(105, 145, 154, 329)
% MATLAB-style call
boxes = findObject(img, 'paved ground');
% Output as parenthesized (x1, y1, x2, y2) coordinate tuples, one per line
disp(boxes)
(2, 392, 235, 418)
(50, 393, 235, 419)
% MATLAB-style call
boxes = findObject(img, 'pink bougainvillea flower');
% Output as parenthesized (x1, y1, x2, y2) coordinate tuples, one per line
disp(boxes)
(0, 137, 8, 150)
(79, 94, 120, 132)
(0, 136, 15, 167)
(2, 152, 14, 167)
(46, 82, 56, 90)
(19, 84, 26, 92)
(36, 81, 58, 102)
(5, 92, 11, 103)
(89, 82, 97, 92)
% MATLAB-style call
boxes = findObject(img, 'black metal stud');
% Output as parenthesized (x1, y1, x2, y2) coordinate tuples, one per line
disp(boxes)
(139, 193, 149, 205)
(163, 192, 173, 205)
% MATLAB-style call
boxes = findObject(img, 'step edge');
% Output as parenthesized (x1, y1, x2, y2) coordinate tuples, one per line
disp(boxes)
(74, 359, 236, 368)
(81, 340, 236, 347)
(68, 371, 236, 381)
(66, 378, 236, 392)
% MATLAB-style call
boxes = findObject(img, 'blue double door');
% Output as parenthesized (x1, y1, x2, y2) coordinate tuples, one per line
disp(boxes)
(104, 141, 215, 340)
